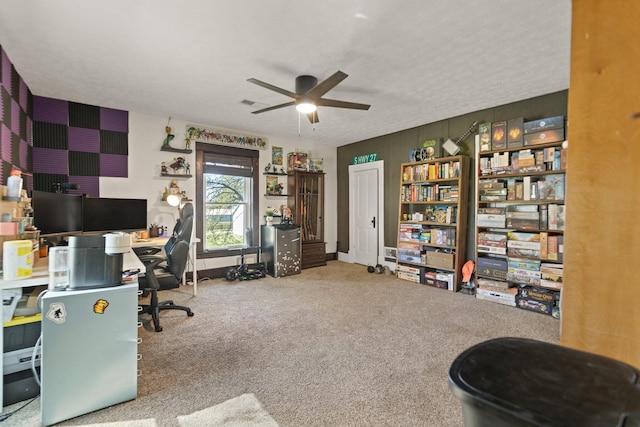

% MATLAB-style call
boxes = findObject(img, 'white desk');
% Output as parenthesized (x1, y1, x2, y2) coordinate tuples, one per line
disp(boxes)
(131, 237, 198, 296)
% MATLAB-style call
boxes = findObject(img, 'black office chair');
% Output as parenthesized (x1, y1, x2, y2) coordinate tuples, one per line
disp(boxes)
(137, 238, 194, 332)
(134, 202, 194, 257)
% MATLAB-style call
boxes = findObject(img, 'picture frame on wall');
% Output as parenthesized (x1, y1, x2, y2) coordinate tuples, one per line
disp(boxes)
(272, 146, 283, 165)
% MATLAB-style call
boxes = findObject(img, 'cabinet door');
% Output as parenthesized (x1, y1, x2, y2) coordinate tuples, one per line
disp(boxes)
(294, 172, 324, 242)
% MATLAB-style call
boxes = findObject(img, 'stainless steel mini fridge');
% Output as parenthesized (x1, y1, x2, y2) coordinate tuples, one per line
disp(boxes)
(261, 224, 301, 277)
(40, 283, 138, 426)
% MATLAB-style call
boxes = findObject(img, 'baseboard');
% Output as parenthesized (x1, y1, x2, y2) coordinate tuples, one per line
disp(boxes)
(189, 252, 339, 282)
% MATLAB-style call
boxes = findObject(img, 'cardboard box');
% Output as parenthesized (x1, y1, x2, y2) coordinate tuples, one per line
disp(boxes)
(523, 129, 565, 146)
(477, 277, 511, 291)
(477, 256, 508, 271)
(397, 254, 422, 263)
(476, 288, 516, 306)
(478, 122, 492, 152)
(516, 296, 554, 316)
(426, 251, 454, 269)
(477, 266, 508, 280)
(491, 121, 507, 150)
(523, 115, 565, 134)
(507, 117, 524, 148)
(517, 285, 559, 304)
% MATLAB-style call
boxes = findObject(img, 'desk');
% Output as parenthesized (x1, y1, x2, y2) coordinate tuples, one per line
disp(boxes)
(131, 237, 198, 296)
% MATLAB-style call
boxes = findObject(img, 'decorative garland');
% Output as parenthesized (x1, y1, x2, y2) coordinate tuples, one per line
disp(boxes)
(186, 125, 267, 149)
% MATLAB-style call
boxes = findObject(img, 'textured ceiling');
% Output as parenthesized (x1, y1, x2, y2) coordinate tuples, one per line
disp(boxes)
(0, 0, 572, 148)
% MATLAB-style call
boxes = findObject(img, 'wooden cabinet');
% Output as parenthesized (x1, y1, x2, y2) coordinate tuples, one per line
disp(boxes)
(396, 155, 469, 291)
(288, 171, 326, 269)
(475, 136, 566, 316)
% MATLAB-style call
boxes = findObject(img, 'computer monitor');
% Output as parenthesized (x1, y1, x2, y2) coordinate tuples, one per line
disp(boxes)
(82, 197, 148, 233)
(32, 190, 84, 236)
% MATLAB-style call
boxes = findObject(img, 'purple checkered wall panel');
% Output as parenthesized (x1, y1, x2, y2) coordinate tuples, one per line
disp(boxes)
(1, 49, 11, 95)
(33, 96, 68, 125)
(33, 147, 68, 175)
(100, 107, 128, 133)
(100, 153, 128, 177)
(68, 175, 99, 197)
(68, 127, 99, 152)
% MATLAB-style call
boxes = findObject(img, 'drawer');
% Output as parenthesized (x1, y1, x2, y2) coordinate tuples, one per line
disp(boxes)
(302, 242, 326, 268)
(302, 242, 326, 256)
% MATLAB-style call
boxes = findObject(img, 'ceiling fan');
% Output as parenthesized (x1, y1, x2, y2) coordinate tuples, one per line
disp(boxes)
(247, 71, 370, 124)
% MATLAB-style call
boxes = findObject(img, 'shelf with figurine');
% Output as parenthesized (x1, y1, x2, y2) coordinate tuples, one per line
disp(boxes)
(160, 119, 193, 154)
(160, 157, 192, 178)
(263, 163, 287, 175)
(161, 179, 189, 202)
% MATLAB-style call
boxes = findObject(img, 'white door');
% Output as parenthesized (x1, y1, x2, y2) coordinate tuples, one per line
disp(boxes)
(353, 168, 379, 266)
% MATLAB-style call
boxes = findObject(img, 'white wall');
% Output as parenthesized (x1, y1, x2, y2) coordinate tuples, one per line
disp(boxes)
(99, 111, 337, 270)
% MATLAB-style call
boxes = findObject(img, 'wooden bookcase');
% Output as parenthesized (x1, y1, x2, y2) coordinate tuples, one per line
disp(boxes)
(475, 136, 566, 317)
(287, 171, 326, 269)
(396, 155, 469, 291)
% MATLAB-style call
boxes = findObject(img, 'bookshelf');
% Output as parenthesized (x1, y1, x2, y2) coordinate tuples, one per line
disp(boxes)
(475, 120, 566, 317)
(396, 155, 469, 291)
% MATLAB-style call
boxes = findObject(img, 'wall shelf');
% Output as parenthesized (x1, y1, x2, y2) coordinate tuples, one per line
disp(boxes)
(161, 146, 192, 154)
(161, 173, 192, 178)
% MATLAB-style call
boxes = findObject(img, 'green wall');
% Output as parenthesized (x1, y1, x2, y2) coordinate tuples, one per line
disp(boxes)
(337, 90, 568, 261)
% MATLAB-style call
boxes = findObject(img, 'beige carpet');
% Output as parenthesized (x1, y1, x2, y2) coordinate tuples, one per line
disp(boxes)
(2, 261, 560, 426)
(177, 394, 278, 427)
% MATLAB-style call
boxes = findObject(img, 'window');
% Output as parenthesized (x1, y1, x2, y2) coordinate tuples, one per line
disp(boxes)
(196, 143, 259, 256)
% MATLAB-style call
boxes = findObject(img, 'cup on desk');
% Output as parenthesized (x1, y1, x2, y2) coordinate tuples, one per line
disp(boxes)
(48, 246, 69, 291)
(139, 230, 149, 239)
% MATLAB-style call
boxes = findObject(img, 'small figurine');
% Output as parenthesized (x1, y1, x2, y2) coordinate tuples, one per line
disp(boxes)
(162, 118, 175, 149)
(185, 138, 192, 150)
(170, 157, 186, 173)
(161, 162, 168, 175)
(264, 163, 272, 172)
(169, 179, 180, 195)
(185, 162, 191, 175)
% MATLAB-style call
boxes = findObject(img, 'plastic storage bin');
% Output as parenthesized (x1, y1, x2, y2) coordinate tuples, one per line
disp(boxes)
(448, 337, 640, 427)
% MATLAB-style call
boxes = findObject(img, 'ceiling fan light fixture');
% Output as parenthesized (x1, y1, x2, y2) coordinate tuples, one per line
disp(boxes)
(296, 102, 317, 114)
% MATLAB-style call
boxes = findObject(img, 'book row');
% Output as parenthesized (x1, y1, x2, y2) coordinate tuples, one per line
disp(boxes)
(396, 264, 456, 290)
(477, 255, 563, 291)
(478, 230, 564, 261)
(478, 115, 565, 152)
(479, 174, 565, 202)
(397, 244, 455, 270)
(402, 160, 462, 182)
(399, 223, 456, 246)
(477, 204, 565, 231)
(479, 146, 567, 176)
(401, 183, 459, 202)
(475, 279, 561, 318)
(401, 206, 458, 224)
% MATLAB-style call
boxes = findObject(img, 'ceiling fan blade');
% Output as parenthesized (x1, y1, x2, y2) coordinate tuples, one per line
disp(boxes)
(307, 110, 319, 124)
(251, 101, 296, 114)
(305, 71, 348, 98)
(247, 78, 297, 98)
(315, 98, 370, 110)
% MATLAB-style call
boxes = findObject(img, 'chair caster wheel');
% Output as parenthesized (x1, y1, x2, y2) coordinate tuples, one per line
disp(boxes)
(155, 325, 163, 332)
(188, 312, 194, 317)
